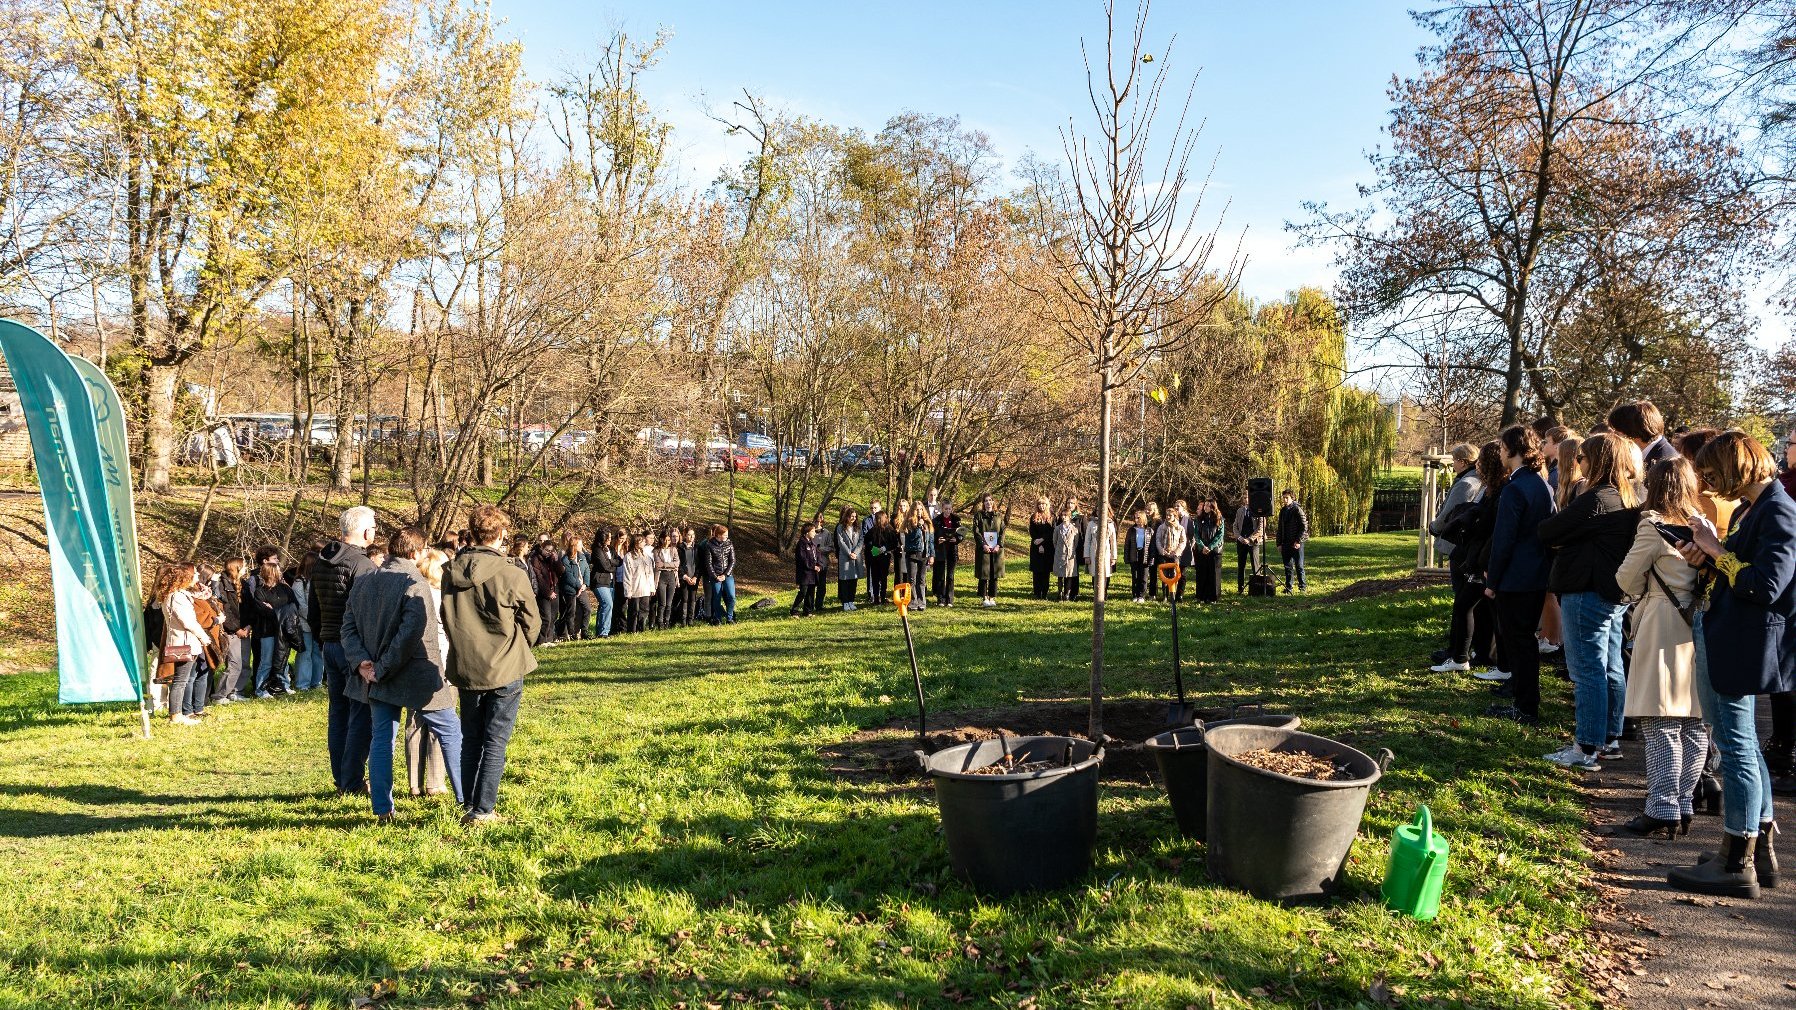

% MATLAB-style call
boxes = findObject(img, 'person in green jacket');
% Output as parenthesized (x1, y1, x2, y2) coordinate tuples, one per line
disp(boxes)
(441, 503, 541, 825)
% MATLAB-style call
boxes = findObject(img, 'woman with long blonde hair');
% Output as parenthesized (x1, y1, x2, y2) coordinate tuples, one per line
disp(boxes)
(1536, 431, 1645, 771)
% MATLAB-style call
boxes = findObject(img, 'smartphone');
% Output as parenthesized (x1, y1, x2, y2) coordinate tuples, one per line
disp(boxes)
(1653, 521, 1692, 548)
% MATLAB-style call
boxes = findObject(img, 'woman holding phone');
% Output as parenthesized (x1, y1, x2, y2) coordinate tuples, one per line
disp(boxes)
(1666, 431, 1792, 898)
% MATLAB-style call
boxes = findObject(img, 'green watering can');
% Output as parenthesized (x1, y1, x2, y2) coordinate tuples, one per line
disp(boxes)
(1382, 805, 1449, 920)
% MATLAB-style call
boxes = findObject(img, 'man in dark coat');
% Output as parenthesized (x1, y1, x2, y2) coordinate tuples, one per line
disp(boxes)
(1275, 491, 1309, 593)
(310, 505, 379, 795)
(341, 527, 462, 822)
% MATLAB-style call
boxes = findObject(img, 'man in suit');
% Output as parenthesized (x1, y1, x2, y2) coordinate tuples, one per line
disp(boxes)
(1608, 400, 1678, 468)
(1232, 501, 1265, 594)
(1484, 425, 1556, 726)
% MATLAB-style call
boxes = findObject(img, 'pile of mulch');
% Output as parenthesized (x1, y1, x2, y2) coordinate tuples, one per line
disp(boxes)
(818, 698, 1256, 785)
(1233, 747, 1350, 781)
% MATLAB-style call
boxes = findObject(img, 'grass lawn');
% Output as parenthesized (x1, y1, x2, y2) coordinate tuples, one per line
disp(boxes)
(0, 532, 1605, 1009)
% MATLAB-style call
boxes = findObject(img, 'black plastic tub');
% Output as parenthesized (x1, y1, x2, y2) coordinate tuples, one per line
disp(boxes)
(1202, 724, 1391, 902)
(1144, 714, 1301, 841)
(919, 735, 1103, 896)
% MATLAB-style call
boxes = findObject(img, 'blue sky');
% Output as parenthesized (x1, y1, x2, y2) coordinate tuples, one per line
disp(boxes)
(495, 1, 1432, 306)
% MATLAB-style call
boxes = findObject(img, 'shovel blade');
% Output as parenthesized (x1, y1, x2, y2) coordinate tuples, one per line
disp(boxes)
(1165, 702, 1197, 727)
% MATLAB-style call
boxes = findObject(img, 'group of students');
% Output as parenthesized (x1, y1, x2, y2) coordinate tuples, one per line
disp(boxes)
(1426, 402, 1796, 900)
(152, 504, 546, 825)
(503, 523, 740, 642)
(774, 486, 1311, 614)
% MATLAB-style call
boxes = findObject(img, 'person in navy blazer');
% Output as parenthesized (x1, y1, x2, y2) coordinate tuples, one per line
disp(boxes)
(1667, 431, 1792, 898)
(1483, 425, 1556, 725)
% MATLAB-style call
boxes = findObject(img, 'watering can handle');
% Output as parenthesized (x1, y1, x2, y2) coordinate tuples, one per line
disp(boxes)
(1377, 749, 1395, 773)
(1415, 804, 1433, 846)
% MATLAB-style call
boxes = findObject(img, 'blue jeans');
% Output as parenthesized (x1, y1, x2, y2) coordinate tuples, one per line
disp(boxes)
(1694, 612, 1775, 835)
(592, 586, 614, 637)
(253, 636, 290, 696)
(460, 680, 523, 816)
(1280, 544, 1306, 590)
(370, 700, 464, 816)
(185, 661, 210, 714)
(322, 642, 372, 793)
(292, 633, 323, 691)
(707, 576, 736, 625)
(1561, 591, 1628, 749)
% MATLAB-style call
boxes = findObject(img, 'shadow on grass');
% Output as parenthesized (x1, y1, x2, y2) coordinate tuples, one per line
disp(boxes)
(0, 781, 364, 836)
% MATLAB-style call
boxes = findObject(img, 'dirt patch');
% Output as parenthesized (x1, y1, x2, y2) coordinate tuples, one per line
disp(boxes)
(819, 698, 1275, 785)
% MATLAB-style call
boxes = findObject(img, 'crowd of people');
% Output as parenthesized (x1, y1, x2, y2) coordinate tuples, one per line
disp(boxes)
(148, 505, 539, 824)
(1426, 403, 1795, 901)
(139, 480, 1317, 823)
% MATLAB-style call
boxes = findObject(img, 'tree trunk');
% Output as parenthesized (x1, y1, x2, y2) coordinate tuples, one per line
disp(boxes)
(142, 363, 179, 493)
(1090, 364, 1113, 741)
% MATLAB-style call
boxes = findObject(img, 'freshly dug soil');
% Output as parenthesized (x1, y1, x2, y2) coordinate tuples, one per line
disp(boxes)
(818, 698, 1269, 785)
(1234, 747, 1350, 781)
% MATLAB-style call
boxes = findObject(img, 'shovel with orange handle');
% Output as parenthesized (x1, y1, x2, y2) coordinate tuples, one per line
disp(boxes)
(894, 582, 927, 748)
(1158, 562, 1195, 725)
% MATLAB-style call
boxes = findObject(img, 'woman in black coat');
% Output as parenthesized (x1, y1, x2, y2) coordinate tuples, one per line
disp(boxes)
(528, 541, 565, 646)
(1027, 496, 1055, 600)
(865, 511, 900, 605)
(587, 529, 620, 639)
(792, 523, 825, 617)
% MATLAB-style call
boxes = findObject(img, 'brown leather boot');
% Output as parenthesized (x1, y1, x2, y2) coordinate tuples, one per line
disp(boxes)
(1671, 831, 1760, 899)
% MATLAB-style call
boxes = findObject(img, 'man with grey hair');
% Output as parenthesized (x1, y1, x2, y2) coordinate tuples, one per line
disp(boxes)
(308, 505, 379, 795)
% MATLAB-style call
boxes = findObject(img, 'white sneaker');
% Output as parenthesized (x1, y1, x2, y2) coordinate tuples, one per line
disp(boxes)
(1537, 638, 1561, 654)
(1472, 668, 1512, 682)
(1543, 744, 1601, 771)
(1599, 741, 1623, 760)
(982, 598, 995, 608)
(844, 602, 856, 612)
(1430, 659, 1471, 673)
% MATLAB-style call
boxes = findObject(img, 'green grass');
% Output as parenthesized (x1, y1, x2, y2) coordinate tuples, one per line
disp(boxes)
(0, 532, 1603, 1009)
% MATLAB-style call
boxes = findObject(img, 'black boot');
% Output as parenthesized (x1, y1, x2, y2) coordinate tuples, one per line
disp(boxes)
(1670, 832, 1760, 899)
(1766, 739, 1794, 778)
(1692, 774, 1722, 816)
(1697, 822, 1779, 889)
(1616, 813, 1680, 839)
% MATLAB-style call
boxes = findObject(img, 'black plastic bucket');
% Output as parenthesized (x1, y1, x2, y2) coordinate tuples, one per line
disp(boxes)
(919, 735, 1103, 896)
(1145, 714, 1301, 841)
(1202, 724, 1391, 902)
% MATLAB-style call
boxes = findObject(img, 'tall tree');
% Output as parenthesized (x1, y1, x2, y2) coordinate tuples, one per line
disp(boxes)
(1049, 0, 1242, 738)
(1299, 0, 1762, 426)
(66, 0, 401, 491)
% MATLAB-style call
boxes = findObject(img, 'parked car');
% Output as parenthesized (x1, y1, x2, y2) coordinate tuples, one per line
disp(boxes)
(712, 448, 761, 472)
(829, 443, 886, 470)
(757, 447, 810, 469)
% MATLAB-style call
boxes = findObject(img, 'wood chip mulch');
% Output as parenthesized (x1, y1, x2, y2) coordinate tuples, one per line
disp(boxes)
(1234, 747, 1351, 780)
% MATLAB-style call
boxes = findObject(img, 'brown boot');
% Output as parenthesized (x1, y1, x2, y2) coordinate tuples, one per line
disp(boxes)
(1697, 821, 1779, 888)
(1670, 831, 1760, 899)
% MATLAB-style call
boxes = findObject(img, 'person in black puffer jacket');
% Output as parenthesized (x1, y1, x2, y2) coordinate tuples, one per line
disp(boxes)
(1433, 441, 1504, 673)
(1536, 432, 1643, 769)
(310, 506, 380, 795)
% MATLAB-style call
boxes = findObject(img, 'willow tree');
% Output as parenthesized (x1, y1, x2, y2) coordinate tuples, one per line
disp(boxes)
(1049, 0, 1242, 739)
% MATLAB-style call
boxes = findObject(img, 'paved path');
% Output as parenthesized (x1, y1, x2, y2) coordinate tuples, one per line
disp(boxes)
(1582, 713, 1793, 1010)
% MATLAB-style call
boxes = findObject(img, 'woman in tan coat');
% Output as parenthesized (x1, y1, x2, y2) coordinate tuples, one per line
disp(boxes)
(1614, 457, 1709, 837)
